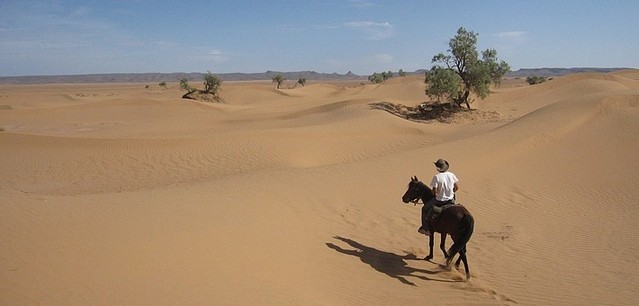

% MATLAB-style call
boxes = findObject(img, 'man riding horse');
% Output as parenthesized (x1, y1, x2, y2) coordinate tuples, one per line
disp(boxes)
(418, 158, 459, 236)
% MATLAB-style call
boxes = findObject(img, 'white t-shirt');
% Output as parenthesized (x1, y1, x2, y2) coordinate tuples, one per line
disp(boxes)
(430, 171, 459, 201)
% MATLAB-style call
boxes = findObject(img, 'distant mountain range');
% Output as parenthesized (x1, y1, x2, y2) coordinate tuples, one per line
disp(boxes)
(0, 68, 632, 84)
(504, 67, 632, 78)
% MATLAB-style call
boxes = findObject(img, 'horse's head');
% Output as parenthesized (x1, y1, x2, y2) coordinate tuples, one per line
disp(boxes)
(402, 176, 432, 203)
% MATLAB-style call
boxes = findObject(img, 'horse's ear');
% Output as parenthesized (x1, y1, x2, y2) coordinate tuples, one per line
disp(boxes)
(412, 176, 418, 182)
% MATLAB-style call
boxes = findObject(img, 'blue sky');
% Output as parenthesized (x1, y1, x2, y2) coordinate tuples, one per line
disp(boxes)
(1, 0, 638, 76)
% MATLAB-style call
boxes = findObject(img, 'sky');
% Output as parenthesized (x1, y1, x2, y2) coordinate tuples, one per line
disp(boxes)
(1, 0, 638, 76)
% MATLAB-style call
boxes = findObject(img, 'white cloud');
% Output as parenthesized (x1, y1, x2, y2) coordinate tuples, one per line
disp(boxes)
(344, 21, 394, 40)
(346, 0, 376, 8)
(209, 49, 229, 62)
(495, 31, 528, 43)
(72, 7, 92, 17)
(367, 53, 394, 64)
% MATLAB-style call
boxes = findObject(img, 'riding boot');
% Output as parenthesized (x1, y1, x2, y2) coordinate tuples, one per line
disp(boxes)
(419, 202, 434, 234)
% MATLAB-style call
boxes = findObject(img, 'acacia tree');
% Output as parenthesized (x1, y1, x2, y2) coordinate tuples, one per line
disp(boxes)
(368, 72, 384, 83)
(368, 71, 393, 84)
(203, 71, 222, 100)
(203, 71, 222, 102)
(272, 74, 285, 89)
(179, 78, 195, 93)
(425, 27, 510, 109)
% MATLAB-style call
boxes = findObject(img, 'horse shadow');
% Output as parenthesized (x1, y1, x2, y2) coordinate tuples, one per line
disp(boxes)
(326, 236, 454, 286)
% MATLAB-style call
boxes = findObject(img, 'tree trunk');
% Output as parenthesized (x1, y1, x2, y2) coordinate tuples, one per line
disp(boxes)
(461, 91, 471, 109)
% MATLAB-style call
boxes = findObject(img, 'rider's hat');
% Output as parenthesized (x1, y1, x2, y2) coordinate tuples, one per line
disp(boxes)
(434, 159, 449, 172)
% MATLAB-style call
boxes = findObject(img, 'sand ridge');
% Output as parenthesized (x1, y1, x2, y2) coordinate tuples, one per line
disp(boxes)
(1, 71, 638, 305)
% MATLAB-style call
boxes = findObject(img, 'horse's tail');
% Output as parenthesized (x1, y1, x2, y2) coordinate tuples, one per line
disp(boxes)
(447, 212, 474, 260)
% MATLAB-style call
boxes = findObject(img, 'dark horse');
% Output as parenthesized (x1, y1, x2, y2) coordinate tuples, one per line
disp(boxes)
(401, 176, 475, 279)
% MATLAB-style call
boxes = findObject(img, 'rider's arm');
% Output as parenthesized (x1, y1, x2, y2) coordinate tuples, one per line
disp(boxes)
(453, 182, 459, 192)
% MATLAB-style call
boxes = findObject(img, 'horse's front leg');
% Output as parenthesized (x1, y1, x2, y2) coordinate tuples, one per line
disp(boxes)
(425, 233, 435, 260)
(439, 233, 448, 258)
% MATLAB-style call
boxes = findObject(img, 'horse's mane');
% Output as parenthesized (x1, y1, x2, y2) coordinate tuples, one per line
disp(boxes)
(408, 179, 434, 200)
(414, 180, 431, 192)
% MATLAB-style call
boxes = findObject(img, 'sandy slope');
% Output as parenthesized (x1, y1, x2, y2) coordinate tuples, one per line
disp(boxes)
(1, 72, 638, 305)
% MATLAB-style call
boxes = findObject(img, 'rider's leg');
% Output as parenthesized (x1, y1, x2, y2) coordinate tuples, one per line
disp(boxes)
(419, 199, 435, 234)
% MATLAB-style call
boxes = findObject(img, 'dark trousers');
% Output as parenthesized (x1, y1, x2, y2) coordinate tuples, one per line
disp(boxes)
(421, 198, 451, 229)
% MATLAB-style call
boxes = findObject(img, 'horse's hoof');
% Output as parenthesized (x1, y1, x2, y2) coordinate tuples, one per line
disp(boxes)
(425, 255, 433, 261)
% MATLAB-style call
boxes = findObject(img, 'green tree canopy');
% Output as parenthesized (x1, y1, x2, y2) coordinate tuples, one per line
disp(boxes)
(368, 71, 393, 84)
(180, 78, 195, 93)
(425, 27, 510, 109)
(368, 72, 384, 84)
(526, 75, 548, 85)
(203, 71, 222, 98)
(272, 74, 285, 89)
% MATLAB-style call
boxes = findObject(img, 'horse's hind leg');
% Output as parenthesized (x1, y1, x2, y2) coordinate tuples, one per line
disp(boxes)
(454, 245, 466, 267)
(458, 249, 470, 280)
(445, 242, 464, 268)
(440, 233, 448, 258)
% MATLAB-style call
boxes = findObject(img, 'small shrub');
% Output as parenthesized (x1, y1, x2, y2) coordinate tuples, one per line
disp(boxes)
(368, 71, 393, 83)
(272, 74, 285, 89)
(526, 76, 548, 85)
(180, 78, 195, 93)
(368, 72, 384, 83)
(203, 71, 222, 95)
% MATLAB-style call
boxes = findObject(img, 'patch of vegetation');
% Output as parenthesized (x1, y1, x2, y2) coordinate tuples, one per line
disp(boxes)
(297, 77, 307, 86)
(181, 71, 223, 102)
(180, 78, 196, 93)
(525, 75, 549, 85)
(272, 74, 286, 89)
(370, 101, 459, 123)
(368, 71, 393, 83)
(159, 81, 168, 89)
(203, 71, 222, 95)
(370, 101, 500, 123)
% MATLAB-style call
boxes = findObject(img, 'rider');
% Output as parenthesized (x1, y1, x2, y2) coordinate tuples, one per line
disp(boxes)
(418, 158, 459, 236)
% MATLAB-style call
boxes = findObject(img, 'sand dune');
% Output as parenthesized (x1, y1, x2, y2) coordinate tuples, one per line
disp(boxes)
(1, 72, 638, 305)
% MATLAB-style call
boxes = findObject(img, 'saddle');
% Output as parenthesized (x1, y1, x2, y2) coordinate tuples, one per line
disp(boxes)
(430, 201, 459, 223)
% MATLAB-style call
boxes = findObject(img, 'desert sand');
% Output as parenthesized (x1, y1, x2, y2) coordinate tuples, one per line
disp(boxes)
(1, 71, 638, 305)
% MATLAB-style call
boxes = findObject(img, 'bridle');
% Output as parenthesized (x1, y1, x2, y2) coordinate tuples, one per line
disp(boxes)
(407, 181, 428, 205)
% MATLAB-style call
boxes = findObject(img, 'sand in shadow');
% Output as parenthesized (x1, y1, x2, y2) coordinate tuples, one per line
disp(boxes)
(326, 236, 456, 286)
